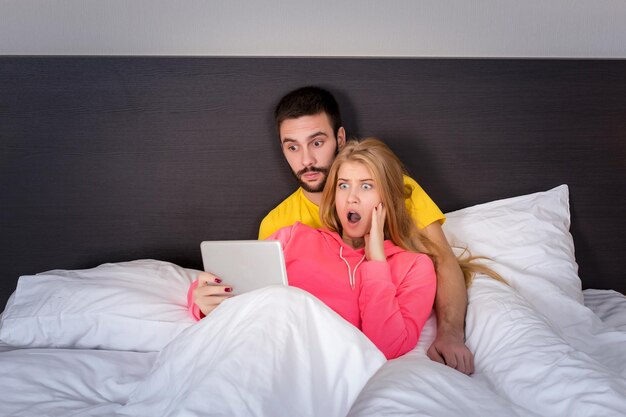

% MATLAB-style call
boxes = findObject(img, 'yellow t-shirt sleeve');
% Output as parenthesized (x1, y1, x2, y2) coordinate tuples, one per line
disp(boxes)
(258, 213, 280, 240)
(403, 175, 445, 229)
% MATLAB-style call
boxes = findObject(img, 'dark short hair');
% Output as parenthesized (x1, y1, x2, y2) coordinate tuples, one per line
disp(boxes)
(274, 86, 343, 137)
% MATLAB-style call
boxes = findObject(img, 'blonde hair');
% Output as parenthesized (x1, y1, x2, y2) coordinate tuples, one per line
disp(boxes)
(320, 138, 505, 287)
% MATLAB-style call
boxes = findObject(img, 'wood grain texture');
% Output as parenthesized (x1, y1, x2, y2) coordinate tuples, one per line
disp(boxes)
(1, 57, 624, 307)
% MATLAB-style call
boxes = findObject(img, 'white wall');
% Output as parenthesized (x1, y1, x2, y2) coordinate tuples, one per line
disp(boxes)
(1, 0, 625, 58)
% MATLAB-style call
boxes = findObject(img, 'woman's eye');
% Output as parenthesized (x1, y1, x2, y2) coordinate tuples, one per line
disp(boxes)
(362, 183, 373, 190)
(338, 183, 349, 190)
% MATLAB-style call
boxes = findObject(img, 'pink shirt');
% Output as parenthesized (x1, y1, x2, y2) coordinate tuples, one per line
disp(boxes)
(188, 222, 436, 359)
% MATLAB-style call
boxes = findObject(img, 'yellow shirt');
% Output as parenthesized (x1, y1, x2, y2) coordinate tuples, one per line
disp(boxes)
(258, 175, 445, 240)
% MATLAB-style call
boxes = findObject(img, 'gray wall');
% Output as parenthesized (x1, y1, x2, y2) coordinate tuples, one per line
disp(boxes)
(1, 0, 625, 57)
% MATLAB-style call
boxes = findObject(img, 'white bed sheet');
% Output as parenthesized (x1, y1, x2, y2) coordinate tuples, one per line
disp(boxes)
(0, 348, 154, 416)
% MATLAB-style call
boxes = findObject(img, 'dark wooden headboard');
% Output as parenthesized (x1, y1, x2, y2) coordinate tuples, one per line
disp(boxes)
(1, 57, 625, 307)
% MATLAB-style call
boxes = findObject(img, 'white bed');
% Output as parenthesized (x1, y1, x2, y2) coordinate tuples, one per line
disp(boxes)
(1, 185, 625, 417)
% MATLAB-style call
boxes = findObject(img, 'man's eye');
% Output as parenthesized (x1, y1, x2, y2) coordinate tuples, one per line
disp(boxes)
(287, 145, 298, 152)
(313, 140, 323, 147)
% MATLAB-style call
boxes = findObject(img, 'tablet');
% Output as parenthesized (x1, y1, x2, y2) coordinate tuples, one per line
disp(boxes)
(200, 240, 289, 295)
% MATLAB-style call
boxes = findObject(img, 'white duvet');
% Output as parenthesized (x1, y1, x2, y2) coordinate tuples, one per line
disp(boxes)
(118, 286, 385, 417)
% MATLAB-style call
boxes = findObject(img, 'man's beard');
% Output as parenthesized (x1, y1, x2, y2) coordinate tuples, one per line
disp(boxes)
(293, 166, 330, 193)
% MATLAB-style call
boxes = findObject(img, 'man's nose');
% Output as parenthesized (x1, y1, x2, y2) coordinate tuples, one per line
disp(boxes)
(301, 149, 315, 167)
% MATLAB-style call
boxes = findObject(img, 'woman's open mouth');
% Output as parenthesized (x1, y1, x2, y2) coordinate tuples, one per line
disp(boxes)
(347, 211, 361, 224)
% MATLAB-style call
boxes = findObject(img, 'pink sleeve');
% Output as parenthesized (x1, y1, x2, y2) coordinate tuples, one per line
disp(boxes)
(358, 254, 436, 359)
(187, 279, 204, 321)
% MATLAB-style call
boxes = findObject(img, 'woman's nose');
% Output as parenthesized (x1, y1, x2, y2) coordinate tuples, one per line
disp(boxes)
(347, 189, 359, 203)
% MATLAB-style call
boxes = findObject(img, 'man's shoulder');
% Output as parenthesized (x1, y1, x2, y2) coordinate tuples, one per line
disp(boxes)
(403, 174, 435, 198)
(402, 174, 422, 189)
(401, 174, 445, 228)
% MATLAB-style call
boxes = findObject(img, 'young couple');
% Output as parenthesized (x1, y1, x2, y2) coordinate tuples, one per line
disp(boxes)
(190, 87, 476, 371)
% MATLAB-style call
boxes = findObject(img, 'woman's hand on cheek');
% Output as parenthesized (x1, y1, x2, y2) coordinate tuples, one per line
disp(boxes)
(365, 203, 387, 262)
(193, 272, 234, 317)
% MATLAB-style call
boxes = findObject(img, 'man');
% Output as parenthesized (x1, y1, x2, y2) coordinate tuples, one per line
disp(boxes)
(259, 86, 474, 375)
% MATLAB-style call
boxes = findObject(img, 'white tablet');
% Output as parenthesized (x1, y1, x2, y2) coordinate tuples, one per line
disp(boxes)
(200, 240, 289, 295)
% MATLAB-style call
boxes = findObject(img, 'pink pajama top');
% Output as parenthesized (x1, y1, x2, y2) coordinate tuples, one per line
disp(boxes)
(188, 222, 436, 359)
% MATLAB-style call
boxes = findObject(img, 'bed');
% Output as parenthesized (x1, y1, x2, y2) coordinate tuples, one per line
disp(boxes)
(1, 57, 625, 416)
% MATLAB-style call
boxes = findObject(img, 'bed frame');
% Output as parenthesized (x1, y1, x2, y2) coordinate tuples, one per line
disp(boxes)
(1, 57, 625, 306)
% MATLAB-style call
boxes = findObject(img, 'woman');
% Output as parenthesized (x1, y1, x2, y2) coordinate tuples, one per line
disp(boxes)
(190, 138, 439, 359)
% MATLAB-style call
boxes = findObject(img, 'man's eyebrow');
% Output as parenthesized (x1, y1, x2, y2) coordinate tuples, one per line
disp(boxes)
(309, 131, 328, 139)
(281, 131, 329, 144)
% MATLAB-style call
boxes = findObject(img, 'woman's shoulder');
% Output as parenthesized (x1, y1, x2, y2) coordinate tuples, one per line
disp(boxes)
(389, 248, 435, 269)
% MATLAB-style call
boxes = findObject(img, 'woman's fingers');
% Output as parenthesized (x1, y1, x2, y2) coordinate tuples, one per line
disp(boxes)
(366, 203, 387, 261)
(370, 203, 386, 234)
(378, 202, 386, 225)
(196, 284, 233, 296)
(198, 271, 223, 286)
(194, 272, 233, 316)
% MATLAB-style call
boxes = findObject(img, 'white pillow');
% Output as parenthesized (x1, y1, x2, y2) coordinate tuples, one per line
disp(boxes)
(442, 184, 583, 304)
(0, 260, 199, 351)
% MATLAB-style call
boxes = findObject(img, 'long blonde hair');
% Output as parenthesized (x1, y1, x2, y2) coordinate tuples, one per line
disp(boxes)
(320, 138, 504, 287)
